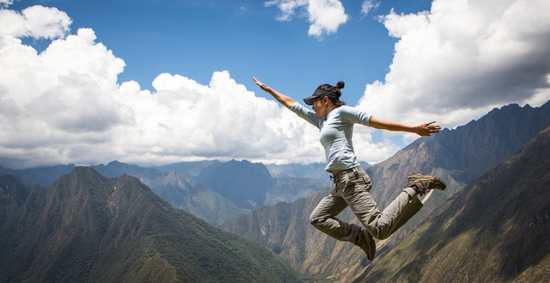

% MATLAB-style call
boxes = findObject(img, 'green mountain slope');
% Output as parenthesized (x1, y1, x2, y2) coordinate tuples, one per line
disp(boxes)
(0, 167, 302, 283)
(360, 127, 550, 282)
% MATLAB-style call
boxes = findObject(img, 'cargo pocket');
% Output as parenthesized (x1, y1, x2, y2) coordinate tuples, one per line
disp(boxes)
(352, 170, 372, 192)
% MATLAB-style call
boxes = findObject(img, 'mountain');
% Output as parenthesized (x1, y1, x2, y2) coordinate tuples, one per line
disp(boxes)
(0, 174, 31, 235)
(371, 102, 550, 208)
(94, 160, 163, 180)
(0, 159, 326, 226)
(0, 164, 75, 187)
(223, 190, 371, 282)
(0, 160, 211, 187)
(0, 167, 302, 283)
(0, 160, 249, 225)
(265, 177, 327, 207)
(148, 170, 249, 226)
(359, 127, 550, 282)
(266, 162, 330, 181)
(0, 160, 162, 187)
(195, 159, 275, 209)
(365, 101, 550, 251)
(94, 161, 248, 225)
(155, 160, 219, 177)
(266, 161, 370, 182)
(96, 161, 251, 226)
(223, 101, 550, 281)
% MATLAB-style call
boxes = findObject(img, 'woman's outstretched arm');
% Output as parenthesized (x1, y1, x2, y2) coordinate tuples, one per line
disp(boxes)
(369, 116, 441, 136)
(253, 76, 295, 107)
(253, 76, 321, 128)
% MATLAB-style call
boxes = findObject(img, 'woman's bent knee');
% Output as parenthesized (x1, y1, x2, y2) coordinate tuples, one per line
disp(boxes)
(309, 214, 324, 226)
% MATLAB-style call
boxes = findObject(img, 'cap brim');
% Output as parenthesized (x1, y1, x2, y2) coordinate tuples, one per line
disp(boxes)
(303, 96, 316, 105)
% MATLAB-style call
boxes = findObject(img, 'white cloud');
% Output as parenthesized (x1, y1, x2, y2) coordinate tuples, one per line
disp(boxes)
(265, 0, 307, 21)
(358, 0, 550, 129)
(265, 0, 348, 38)
(0, 5, 71, 39)
(361, 0, 380, 16)
(112, 71, 328, 166)
(353, 127, 402, 164)
(1, 5, 392, 168)
(0, 26, 131, 167)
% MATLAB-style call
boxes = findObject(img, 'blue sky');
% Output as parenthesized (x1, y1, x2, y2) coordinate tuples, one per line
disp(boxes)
(13, 0, 430, 105)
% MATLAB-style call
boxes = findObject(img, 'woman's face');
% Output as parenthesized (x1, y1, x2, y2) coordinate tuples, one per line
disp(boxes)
(312, 96, 331, 118)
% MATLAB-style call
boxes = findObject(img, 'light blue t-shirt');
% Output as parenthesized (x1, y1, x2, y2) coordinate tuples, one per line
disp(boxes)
(288, 102, 372, 173)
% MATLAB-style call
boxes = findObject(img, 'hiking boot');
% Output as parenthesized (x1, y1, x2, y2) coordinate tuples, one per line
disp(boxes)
(354, 230, 376, 260)
(407, 173, 447, 194)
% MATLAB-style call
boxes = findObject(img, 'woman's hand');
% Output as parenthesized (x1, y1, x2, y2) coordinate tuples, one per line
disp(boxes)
(414, 121, 441, 136)
(253, 76, 271, 92)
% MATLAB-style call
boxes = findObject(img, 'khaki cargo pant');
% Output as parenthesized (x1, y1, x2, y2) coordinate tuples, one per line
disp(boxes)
(309, 166, 423, 242)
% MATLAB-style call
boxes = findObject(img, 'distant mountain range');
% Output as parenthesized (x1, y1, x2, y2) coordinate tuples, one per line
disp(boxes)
(0, 159, 328, 226)
(223, 101, 550, 281)
(194, 159, 275, 209)
(0, 167, 302, 282)
(365, 101, 550, 250)
(266, 161, 369, 182)
(155, 160, 219, 177)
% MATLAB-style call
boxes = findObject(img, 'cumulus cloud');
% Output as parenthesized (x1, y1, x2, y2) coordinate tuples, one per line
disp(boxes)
(0, 31, 314, 167)
(358, 0, 550, 128)
(0, 5, 71, 39)
(265, 0, 348, 38)
(1, 4, 394, 168)
(113, 71, 324, 166)
(0, 27, 131, 168)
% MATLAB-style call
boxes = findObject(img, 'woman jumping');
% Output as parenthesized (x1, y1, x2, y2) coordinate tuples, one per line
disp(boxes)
(253, 77, 446, 260)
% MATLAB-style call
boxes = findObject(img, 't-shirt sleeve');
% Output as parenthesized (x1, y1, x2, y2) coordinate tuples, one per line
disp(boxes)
(287, 102, 321, 128)
(340, 106, 372, 126)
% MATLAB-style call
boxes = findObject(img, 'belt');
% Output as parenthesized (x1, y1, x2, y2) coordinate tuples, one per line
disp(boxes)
(329, 166, 360, 181)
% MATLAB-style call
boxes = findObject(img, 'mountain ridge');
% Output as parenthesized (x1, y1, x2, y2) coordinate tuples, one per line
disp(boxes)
(359, 126, 550, 282)
(0, 166, 303, 283)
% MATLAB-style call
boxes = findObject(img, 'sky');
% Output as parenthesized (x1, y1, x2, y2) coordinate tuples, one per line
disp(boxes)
(1, 0, 550, 169)
(9, 0, 432, 105)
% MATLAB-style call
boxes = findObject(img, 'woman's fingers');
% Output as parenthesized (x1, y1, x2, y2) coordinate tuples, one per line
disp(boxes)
(428, 127, 440, 134)
(252, 76, 261, 84)
(252, 76, 266, 89)
(416, 121, 441, 136)
(252, 76, 275, 95)
(424, 121, 440, 131)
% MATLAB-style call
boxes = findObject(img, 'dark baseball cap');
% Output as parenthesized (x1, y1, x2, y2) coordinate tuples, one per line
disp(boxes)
(303, 91, 340, 105)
